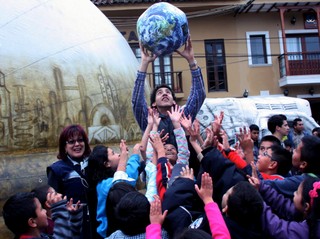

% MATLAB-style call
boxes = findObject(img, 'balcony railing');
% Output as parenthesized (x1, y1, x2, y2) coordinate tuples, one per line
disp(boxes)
(278, 52, 320, 78)
(146, 71, 183, 93)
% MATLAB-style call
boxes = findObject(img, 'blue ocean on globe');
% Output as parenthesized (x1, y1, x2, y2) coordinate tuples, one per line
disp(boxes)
(137, 2, 189, 56)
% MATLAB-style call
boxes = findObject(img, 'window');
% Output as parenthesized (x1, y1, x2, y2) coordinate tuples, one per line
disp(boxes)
(205, 39, 227, 92)
(286, 34, 320, 60)
(246, 31, 272, 65)
(130, 43, 141, 62)
(130, 43, 174, 88)
(153, 56, 173, 87)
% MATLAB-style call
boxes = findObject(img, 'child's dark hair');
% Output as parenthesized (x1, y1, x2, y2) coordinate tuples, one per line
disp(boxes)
(270, 144, 292, 176)
(301, 177, 320, 239)
(150, 84, 176, 106)
(106, 182, 136, 236)
(260, 135, 281, 146)
(227, 181, 263, 227)
(2, 192, 37, 236)
(87, 145, 115, 187)
(115, 191, 150, 235)
(174, 228, 212, 239)
(249, 124, 259, 131)
(301, 136, 320, 175)
(31, 185, 51, 208)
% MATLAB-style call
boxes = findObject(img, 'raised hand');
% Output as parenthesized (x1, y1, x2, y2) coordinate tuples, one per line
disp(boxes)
(180, 113, 192, 133)
(211, 111, 224, 135)
(247, 161, 260, 190)
(175, 36, 195, 63)
(46, 191, 64, 207)
(66, 198, 82, 212)
(132, 143, 141, 155)
(139, 42, 157, 72)
(180, 165, 194, 180)
(236, 126, 254, 163)
(149, 195, 168, 225)
(202, 127, 214, 149)
(119, 139, 128, 154)
(168, 104, 183, 129)
(195, 172, 214, 205)
(149, 133, 165, 158)
(220, 130, 230, 150)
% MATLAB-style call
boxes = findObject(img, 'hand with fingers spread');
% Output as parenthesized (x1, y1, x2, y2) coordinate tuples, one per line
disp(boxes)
(46, 192, 64, 207)
(248, 161, 261, 190)
(180, 165, 194, 180)
(195, 172, 214, 205)
(175, 36, 196, 66)
(202, 127, 214, 149)
(220, 129, 230, 151)
(236, 126, 254, 164)
(139, 42, 157, 72)
(158, 129, 169, 144)
(168, 104, 183, 129)
(211, 111, 224, 135)
(149, 195, 168, 225)
(180, 113, 192, 133)
(149, 133, 166, 159)
(66, 198, 82, 213)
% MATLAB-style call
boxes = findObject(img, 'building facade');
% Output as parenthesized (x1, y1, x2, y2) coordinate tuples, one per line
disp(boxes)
(92, 0, 320, 123)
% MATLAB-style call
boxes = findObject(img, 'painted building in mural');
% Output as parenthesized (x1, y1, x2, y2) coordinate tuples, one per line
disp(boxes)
(0, 0, 146, 154)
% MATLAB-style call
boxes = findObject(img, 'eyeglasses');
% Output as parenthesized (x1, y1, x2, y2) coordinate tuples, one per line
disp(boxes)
(262, 151, 277, 162)
(66, 138, 84, 145)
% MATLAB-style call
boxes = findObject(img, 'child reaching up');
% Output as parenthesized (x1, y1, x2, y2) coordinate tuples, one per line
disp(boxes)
(249, 163, 320, 239)
(3, 191, 82, 239)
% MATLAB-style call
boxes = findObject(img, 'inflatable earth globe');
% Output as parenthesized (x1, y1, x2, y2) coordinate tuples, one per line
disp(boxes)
(137, 2, 189, 56)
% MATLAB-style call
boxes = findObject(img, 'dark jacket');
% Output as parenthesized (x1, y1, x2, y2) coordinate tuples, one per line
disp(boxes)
(197, 147, 247, 206)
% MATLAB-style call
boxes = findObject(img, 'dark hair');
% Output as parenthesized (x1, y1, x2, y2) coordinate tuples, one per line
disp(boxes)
(106, 182, 136, 236)
(283, 139, 293, 148)
(3, 192, 37, 236)
(300, 136, 320, 175)
(150, 84, 176, 107)
(260, 135, 281, 146)
(115, 191, 150, 235)
(87, 145, 115, 187)
(312, 127, 320, 137)
(57, 124, 91, 160)
(301, 177, 320, 239)
(31, 185, 51, 208)
(267, 115, 286, 134)
(227, 181, 263, 227)
(293, 118, 302, 127)
(270, 145, 292, 176)
(249, 124, 259, 131)
(175, 228, 212, 239)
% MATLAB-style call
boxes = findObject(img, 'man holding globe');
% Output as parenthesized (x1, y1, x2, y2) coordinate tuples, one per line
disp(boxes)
(131, 36, 206, 147)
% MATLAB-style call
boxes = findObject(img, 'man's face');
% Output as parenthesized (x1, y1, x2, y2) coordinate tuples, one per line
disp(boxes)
(277, 120, 290, 137)
(294, 121, 304, 133)
(250, 130, 259, 141)
(152, 87, 175, 108)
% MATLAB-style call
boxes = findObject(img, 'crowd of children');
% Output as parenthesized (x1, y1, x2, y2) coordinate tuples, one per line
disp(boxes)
(3, 37, 320, 239)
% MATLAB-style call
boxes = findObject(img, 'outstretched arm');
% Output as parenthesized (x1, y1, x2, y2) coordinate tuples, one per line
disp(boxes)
(176, 36, 206, 122)
(195, 173, 231, 239)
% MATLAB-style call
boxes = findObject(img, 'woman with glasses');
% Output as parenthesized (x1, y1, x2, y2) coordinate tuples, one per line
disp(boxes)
(47, 124, 92, 239)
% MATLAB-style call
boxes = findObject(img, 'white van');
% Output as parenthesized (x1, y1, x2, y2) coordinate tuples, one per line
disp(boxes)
(196, 96, 319, 144)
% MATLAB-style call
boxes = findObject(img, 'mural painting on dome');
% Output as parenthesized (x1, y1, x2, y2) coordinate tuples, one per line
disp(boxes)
(0, 0, 145, 153)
